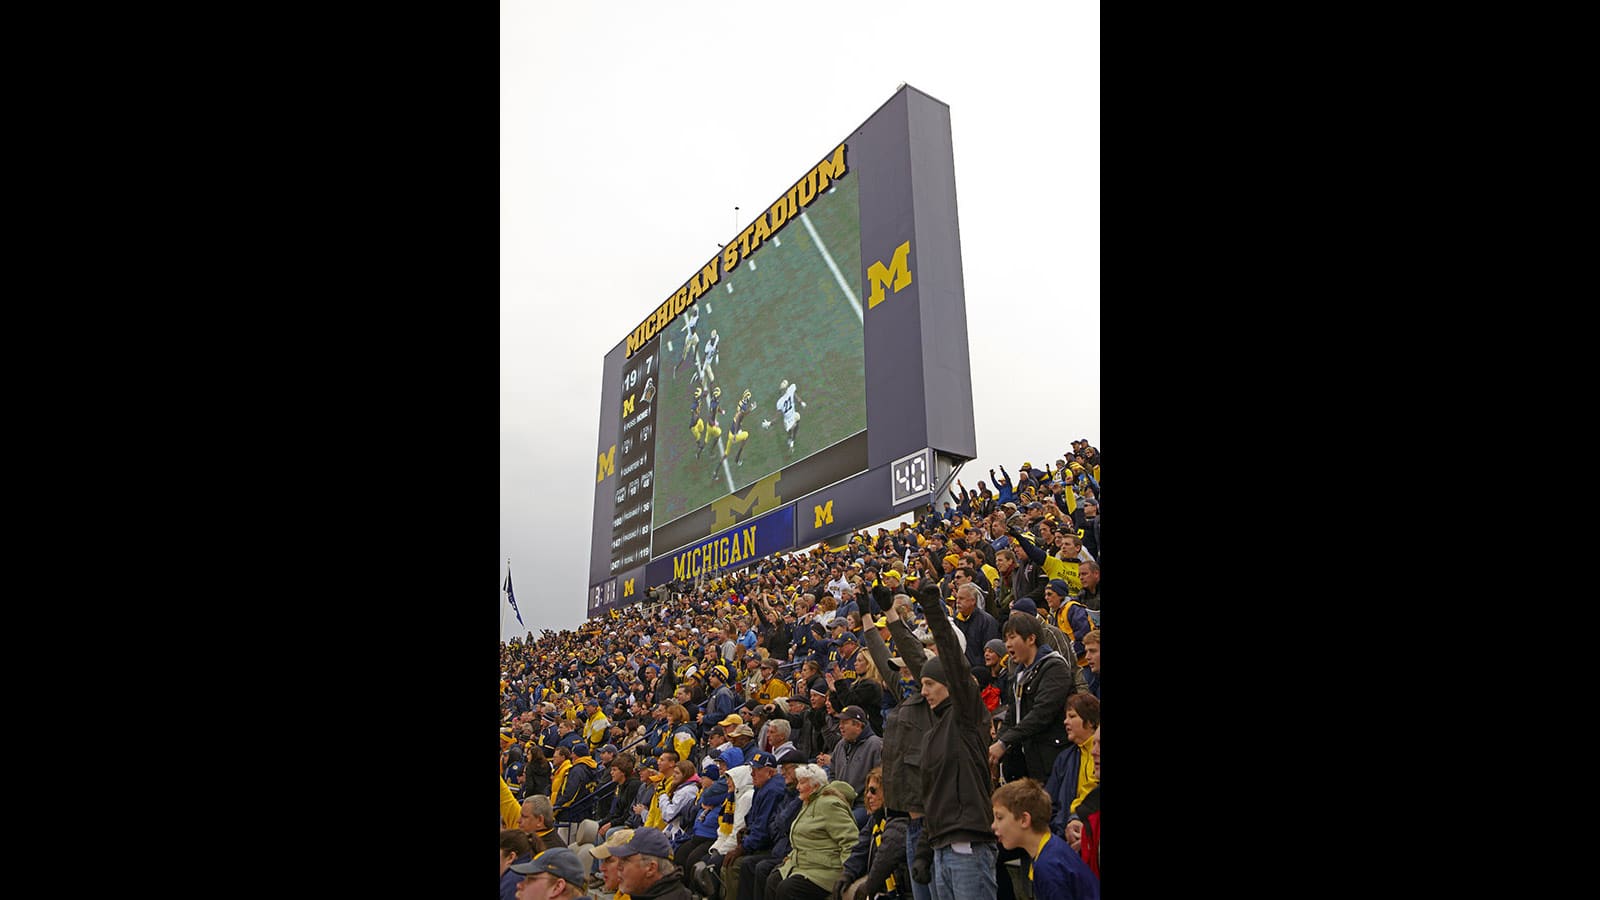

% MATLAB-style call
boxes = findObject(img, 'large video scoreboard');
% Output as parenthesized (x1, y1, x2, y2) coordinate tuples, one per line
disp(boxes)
(588, 85, 976, 615)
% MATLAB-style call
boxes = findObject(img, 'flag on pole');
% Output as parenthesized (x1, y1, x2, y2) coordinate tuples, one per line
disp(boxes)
(504, 566, 525, 629)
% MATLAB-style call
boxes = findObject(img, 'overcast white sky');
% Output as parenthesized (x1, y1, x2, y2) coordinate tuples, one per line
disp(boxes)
(501, 1, 1098, 639)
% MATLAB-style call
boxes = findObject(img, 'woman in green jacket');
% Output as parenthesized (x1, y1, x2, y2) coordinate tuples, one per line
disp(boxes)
(769, 764, 860, 900)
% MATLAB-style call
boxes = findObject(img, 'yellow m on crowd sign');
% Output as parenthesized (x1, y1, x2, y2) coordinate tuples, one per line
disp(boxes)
(623, 579, 635, 597)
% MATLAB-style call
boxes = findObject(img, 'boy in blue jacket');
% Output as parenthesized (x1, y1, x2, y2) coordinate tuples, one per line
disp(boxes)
(991, 779, 1098, 900)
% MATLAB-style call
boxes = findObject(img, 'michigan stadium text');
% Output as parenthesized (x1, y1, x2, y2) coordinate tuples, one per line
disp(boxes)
(626, 143, 849, 358)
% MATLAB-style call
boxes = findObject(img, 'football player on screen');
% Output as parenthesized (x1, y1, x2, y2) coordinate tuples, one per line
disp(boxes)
(776, 379, 806, 453)
(720, 389, 757, 467)
(703, 328, 721, 369)
(689, 385, 705, 427)
(672, 327, 700, 379)
(694, 407, 723, 460)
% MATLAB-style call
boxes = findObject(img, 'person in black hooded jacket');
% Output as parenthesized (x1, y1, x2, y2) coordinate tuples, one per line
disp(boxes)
(910, 579, 997, 900)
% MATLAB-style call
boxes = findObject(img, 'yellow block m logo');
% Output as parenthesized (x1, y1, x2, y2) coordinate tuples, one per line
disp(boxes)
(867, 240, 913, 309)
(623, 578, 635, 597)
(596, 445, 616, 482)
(814, 500, 834, 529)
(711, 472, 782, 531)
(622, 394, 635, 417)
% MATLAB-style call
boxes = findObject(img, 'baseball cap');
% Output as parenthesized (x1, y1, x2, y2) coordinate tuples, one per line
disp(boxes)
(730, 723, 756, 738)
(590, 828, 635, 860)
(874, 617, 888, 628)
(718, 745, 746, 767)
(774, 747, 806, 766)
(882, 569, 903, 580)
(1012, 598, 1038, 616)
(600, 743, 619, 756)
(718, 714, 744, 727)
(746, 750, 778, 769)
(609, 826, 675, 859)
(840, 631, 860, 645)
(509, 848, 587, 886)
(838, 705, 868, 724)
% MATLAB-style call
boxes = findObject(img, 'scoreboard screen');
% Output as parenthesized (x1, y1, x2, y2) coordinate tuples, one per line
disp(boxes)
(587, 85, 977, 615)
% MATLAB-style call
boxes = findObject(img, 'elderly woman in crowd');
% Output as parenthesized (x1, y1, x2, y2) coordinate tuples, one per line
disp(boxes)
(767, 763, 861, 900)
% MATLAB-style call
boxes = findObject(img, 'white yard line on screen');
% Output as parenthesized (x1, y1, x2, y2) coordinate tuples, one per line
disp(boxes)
(694, 347, 737, 494)
(799, 212, 862, 322)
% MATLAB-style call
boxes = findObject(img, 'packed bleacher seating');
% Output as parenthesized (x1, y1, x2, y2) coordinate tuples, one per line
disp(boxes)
(501, 444, 1102, 900)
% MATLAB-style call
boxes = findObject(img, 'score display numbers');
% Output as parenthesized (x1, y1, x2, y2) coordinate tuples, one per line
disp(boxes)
(891, 448, 933, 505)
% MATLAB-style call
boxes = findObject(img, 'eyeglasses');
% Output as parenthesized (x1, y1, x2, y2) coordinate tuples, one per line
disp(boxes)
(866, 785, 880, 794)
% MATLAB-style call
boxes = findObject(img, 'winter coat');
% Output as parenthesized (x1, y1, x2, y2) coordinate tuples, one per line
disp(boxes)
(953, 606, 1000, 672)
(915, 588, 997, 852)
(524, 758, 553, 799)
(863, 608, 933, 815)
(659, 778, 702, 840)
(777, 781, 860, 890)
(707, 685, 741, 724)
(553, 754, 600, 818)
(844, 810, 911, 900)
(871, 813, 912, 899)
(830, 677, 885, 736)
(1075, 786, 1100, 879)
(713, 765, 755, 854)
(500, 777, 522, 830)
(694, 784, 731, 839)
(631, 870, 693, 900)
(996, 648, 1074, 782)
(767, 789, 805, 859)
(626, 778, 655, 828)
(604, 775, 642, 828)
(1044, 738, 1098, 838)
(826, 725, 883, 802)
(1032, 833, 1100, 900)
(742, 771, 789, 852)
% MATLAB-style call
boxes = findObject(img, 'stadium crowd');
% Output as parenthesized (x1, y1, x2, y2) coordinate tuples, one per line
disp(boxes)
(501, 444, 1102, 900)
